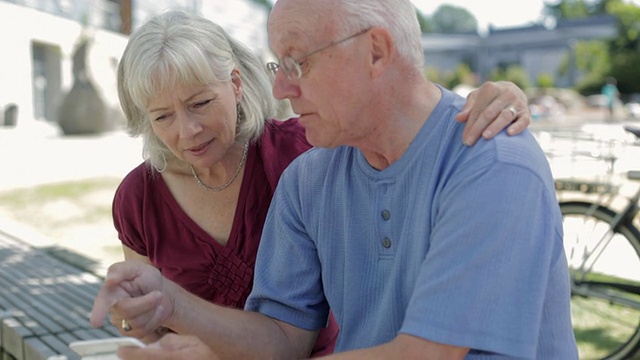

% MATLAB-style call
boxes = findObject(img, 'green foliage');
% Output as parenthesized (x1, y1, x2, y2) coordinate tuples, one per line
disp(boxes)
(544, 0, 640, 94)
(425, 67, 446, 86)
(448, 63, 477, 88)
(429, 4, 478, 33)
(425, 63, 478, 89)
(607, 0, 640, 51)
(0, 179, 119, 207)
(488, 65, 531, 90)
(574, 41, 612, 75)
(605, 1, 640, 93)
(611, 52, 640, 94)
(543, 0, 598, 20)
(574, 73, 607, 95)
(0, 178, 119, 230)
(415, 7, 434, 33)
(247, 0, 272, 11)
(558, 40, 611, 86)
(537, 72, 556, 88)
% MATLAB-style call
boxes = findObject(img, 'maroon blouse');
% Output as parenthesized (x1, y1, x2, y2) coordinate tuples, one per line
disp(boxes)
(112, 119, 338, 356)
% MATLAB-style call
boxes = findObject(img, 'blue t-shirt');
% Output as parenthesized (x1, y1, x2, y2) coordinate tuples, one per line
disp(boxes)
(246, 86, 578, 359)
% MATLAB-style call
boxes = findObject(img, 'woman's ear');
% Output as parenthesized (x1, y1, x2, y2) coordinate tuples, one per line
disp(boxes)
(231, 68, 243, 102)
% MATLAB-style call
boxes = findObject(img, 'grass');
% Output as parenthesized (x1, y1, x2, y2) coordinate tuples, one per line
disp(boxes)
(572, 271, 640, 359)
(0, 178, 119, 232)
(0, 177, 125, 276)
(0, 178, 118, 205)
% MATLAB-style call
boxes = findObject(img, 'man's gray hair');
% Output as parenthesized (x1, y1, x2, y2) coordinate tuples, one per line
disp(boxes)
(333, 0, 424, 69)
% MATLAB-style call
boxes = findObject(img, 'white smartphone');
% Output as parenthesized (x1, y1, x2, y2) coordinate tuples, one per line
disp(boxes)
(69, 337, 146, 360)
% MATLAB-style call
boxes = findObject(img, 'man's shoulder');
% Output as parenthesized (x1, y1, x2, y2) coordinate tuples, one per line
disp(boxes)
(281, 146, 350, 188)
(290, 146, 345, 167)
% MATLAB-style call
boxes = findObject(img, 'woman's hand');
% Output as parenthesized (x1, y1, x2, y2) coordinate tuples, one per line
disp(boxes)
(456, 81, 531, 145)
(90, 261, 175, 340)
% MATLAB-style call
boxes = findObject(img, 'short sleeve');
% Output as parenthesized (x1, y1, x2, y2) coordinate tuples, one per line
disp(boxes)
(112, 163, 151, 256)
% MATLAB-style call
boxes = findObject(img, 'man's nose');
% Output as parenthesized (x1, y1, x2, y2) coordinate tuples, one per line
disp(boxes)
(272, 71, 301, 100)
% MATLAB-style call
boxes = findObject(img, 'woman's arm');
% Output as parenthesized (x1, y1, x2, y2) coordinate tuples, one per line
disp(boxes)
(91, 261, 317, 359)
(115, 246, 168, 344)
(122, 245, 152, 264)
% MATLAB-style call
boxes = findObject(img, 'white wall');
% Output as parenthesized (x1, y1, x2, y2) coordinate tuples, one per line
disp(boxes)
(0, 2, 128, 128)
(0, 0, 270, 128)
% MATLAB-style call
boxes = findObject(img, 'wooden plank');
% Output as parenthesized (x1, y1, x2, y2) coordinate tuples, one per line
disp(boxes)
(0, 231, 124, 360)
(0, 283, 63, 335)
(1, 317, 32, 360)
(0, 309, 16, 349)
(32, 335, 79, 360)
(1, 349, 18, 360)
(22, 338, 59, 360)
(0, 248, 102, 333)
(72, 328, 116, 340)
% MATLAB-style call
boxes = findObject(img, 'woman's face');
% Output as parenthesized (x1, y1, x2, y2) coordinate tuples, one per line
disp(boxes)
(146, 71, 242, 169)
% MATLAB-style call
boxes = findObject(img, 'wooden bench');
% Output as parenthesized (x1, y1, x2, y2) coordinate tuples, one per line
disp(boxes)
(0, 230, 120, 360)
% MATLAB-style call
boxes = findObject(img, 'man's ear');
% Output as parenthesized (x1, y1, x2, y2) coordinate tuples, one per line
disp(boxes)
(368, 27, 394, 78)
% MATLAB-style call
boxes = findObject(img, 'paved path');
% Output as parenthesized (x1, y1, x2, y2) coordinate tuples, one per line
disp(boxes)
(0, 122, 143, 192)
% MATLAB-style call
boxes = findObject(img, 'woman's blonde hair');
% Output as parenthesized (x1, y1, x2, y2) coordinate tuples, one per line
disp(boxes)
(118, 10, 277, 171)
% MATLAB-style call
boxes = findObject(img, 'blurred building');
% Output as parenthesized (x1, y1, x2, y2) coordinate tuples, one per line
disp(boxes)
(1, 1, 619, 130)
(422, 14, 617, 88)
(0, 0, 270, 128)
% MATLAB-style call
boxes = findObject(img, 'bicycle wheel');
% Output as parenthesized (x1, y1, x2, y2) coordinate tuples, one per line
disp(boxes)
(561, 201, 640, 360)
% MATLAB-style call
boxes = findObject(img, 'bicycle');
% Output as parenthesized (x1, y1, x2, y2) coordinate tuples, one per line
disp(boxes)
(554, 125, 640, 359)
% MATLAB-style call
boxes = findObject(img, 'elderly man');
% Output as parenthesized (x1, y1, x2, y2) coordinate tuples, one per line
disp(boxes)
(90, 0, 577, 358)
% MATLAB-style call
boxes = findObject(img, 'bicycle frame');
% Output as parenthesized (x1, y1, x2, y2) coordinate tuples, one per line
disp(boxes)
(569, 173, 640, 299)
(576, 188, 639, 270)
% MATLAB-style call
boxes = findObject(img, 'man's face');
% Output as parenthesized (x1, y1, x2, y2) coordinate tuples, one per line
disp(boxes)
(268, 0, 373, 149)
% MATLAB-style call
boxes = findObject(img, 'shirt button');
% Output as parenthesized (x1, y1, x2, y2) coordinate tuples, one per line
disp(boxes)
(381, 210, 391, 221)
(382, 237, 392, 248)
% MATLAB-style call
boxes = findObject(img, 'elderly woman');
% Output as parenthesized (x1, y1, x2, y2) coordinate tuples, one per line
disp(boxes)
(108, 9, 531, 357)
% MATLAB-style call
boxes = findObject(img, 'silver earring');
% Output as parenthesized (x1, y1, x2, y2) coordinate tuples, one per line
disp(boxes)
(236, 104, 243, 132)
(153, 152, 167, 173)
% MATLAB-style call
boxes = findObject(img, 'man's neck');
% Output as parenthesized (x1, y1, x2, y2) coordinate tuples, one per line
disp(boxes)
(358, 80, 441, 170)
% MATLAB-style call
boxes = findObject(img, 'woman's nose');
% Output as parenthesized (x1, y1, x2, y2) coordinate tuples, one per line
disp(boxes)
(177, 112, 203, 138)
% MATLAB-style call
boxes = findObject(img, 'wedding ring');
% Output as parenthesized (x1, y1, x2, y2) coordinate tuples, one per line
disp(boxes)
(122, 319, 132, 332)
(506, 106, 518, 118)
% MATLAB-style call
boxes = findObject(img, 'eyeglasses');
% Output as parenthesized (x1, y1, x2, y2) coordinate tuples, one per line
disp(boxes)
(266, 28, 370, 80)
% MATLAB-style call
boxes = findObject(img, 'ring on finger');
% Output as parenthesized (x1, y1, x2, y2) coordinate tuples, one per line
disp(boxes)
(506, 106, 518, 118)
(122, 318, 132, 332)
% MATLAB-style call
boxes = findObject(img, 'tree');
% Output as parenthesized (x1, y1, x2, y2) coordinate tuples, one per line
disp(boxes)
(544, 0, 640, 94)
(488, 64, 531, 90)
(596, 0, 639, 94)
(560, 40, 612, 94)
(537, 72, 556, 88)
(415, 7, 434, 33)
(606, 0, 640, 51)
(430, 4, 478, 33)
(543, 0, 593, 20)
